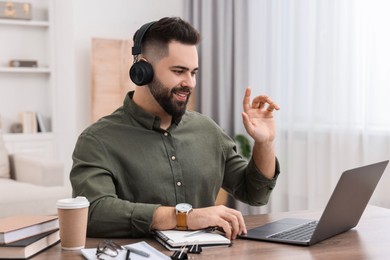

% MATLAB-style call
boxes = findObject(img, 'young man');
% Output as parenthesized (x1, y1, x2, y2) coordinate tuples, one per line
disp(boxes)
(70, 17, 280, 240)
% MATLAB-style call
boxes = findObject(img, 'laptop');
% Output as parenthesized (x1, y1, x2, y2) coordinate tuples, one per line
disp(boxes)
(240, 160, 389, 246)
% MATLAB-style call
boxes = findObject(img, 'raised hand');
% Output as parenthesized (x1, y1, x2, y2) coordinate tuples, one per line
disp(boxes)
(242, 87, 280, 143)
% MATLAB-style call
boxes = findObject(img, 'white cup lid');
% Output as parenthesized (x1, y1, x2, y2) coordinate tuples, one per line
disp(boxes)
(56, 196, 90, 209)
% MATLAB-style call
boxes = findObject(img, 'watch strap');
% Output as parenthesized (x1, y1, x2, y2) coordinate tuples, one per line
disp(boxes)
(176, 211, 188, 230)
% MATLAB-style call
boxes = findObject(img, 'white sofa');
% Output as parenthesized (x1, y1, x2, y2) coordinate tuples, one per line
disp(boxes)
(0, 133, 71, 218)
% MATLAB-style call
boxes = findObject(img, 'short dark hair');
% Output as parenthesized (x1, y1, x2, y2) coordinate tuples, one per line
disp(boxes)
(134, 17, 200, 61)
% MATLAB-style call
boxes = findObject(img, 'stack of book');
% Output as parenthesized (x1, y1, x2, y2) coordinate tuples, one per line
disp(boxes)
(0, 215, 60, 259)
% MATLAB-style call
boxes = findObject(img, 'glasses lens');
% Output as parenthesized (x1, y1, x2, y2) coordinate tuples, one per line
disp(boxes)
(96, 240, 122, 258)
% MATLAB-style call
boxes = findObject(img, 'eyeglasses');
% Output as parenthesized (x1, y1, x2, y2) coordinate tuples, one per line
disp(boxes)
(95, 240, 152, 260)
(96, 239, 123, 259)
(95, 239, 201, 259)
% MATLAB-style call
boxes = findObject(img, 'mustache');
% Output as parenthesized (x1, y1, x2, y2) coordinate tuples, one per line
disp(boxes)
(172, 86, 192, 94)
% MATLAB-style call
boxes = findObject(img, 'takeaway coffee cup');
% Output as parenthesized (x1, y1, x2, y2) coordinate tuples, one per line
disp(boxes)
(56, 196, 90, 250)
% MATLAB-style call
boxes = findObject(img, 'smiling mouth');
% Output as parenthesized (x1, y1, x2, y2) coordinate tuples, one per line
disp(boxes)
(173, 89, 191, 102)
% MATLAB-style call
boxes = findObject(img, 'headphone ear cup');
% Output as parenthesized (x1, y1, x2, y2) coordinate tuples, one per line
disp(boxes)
(129, 60, 154, 86)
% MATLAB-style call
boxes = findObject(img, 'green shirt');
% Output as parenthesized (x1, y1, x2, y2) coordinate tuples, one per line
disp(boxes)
(70, 91, 280, 238)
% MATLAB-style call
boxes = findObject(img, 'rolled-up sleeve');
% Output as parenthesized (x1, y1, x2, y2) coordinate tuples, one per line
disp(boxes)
(221, 131, 280, 206)
(241, 157, 280, 205)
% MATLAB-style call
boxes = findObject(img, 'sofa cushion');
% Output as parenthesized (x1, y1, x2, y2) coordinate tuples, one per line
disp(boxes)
(0, 178, 71, 218)
(0, 131, 10, 179)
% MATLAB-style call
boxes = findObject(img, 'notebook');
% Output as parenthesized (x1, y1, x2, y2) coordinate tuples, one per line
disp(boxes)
(240, 160, 389, 246)
(153, 229, 231, 251)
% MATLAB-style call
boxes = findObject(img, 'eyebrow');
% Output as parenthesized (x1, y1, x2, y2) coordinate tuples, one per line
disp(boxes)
(170, 65, 199, 72)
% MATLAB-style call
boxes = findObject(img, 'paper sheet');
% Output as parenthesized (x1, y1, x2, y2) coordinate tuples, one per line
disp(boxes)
(80, 241, 170, 260)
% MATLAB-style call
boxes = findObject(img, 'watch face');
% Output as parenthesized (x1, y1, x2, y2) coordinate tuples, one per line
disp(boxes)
(176, 203, 192, 212)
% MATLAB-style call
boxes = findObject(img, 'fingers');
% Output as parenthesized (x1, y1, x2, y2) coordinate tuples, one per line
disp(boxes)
(243, 86, 280, 113)
(251, 95, 280, 113)
(220, 220, 233, 240)
(229, 207, 247, 237)
(219, 209, 246, 240)
(242, 87, 252, 113)
(189, 206, 247, 240)
(218, 211, 247, 239)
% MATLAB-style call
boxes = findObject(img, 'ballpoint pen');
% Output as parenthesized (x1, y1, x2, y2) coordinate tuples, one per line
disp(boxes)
(184, 227, 218, 237)
(123, 245, 150, 258)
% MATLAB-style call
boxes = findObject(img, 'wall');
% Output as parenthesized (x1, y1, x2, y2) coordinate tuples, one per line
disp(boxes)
(53, 0, 184, 181)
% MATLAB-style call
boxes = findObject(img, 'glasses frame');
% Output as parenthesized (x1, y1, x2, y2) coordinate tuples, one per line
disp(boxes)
(96, 239, 123, 259)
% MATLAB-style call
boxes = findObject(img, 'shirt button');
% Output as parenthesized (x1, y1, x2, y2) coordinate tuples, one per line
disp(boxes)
(171, 156, 176, 160)
(164, 132, 169, 137)
(177, 181, 182, 186)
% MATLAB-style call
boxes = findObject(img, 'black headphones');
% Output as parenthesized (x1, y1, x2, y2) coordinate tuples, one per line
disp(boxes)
(129, 21, 156, 86)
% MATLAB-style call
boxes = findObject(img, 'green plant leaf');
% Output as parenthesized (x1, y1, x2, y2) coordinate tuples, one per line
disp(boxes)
(234, 134, 251, 159)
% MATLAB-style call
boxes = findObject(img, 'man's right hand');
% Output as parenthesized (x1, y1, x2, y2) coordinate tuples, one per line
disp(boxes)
(187, 205, 247, 240)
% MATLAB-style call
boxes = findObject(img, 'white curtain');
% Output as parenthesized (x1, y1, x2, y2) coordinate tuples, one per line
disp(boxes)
(243, 0, 390, 214)
(183, 0, 250, 137)
(184, 0, 390, 215)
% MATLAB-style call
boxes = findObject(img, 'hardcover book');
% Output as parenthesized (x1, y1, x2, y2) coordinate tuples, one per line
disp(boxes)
(0, 229, 59, 259)
(0, 215, 59, 244)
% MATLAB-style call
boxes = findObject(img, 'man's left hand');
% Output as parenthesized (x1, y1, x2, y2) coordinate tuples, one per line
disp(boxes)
(242, 87, 280, 143)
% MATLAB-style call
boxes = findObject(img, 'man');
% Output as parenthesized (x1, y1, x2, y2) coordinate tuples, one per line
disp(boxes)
(70, 17, 280, 240)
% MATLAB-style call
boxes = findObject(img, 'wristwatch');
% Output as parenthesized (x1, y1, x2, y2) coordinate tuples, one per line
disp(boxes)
(175, 203, 193, 230)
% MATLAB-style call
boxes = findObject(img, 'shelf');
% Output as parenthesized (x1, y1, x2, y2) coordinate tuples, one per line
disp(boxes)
(0, 67, 51, 74)
(0, 0, 55, 158)
(0, 19, 49, 27)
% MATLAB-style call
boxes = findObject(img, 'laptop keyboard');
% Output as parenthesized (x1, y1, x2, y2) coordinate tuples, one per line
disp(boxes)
(267, 221, 318, 242)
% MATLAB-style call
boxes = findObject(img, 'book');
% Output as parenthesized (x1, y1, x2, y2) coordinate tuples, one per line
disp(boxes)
(0, 229, 59, 259)
(0, 215, 59, 244)
(81, 241, 170, 260)
(19, 111, 37, 134)
(153, 229, 231, 251)
(35, 112, 47, 133)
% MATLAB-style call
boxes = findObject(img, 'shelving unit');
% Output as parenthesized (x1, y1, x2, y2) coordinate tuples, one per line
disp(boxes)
(0, 18, 49, 27)
(0, 67, 51, 73)
(0, 0, 56, 157)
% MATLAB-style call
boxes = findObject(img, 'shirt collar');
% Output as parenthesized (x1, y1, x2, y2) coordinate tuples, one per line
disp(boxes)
(124, 91, 182, 130)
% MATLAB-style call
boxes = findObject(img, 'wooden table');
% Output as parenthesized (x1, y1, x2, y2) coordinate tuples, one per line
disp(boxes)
(32, 205, 390, 259)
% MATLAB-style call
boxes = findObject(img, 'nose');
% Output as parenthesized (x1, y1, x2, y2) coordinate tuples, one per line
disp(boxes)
(182, 72, 196, 89)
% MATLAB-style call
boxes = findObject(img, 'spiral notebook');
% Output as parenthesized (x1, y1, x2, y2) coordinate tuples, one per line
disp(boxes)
(153, 229, 231, 251)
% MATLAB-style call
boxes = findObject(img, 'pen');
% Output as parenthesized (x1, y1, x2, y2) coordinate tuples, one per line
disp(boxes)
(184, 227, 218, 237)
(125, 249, 130, 260)
(123, 245, 150, 258)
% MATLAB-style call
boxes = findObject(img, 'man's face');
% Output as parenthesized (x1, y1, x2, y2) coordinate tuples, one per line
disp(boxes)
(148, 41, 198, 120)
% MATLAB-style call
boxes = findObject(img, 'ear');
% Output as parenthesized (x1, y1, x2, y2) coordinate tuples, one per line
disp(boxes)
(139, 57, 150, 63)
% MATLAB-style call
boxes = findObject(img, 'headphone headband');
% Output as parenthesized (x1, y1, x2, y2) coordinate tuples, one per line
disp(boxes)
(132, 21, 156, 56)
(130, 21, 156, 86)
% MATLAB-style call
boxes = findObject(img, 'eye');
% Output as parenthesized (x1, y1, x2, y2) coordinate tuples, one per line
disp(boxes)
(172, 69, 184, 75)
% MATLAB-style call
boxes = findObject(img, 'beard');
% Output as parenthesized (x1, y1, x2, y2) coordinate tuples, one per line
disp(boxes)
(148, 76, 192, 121)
